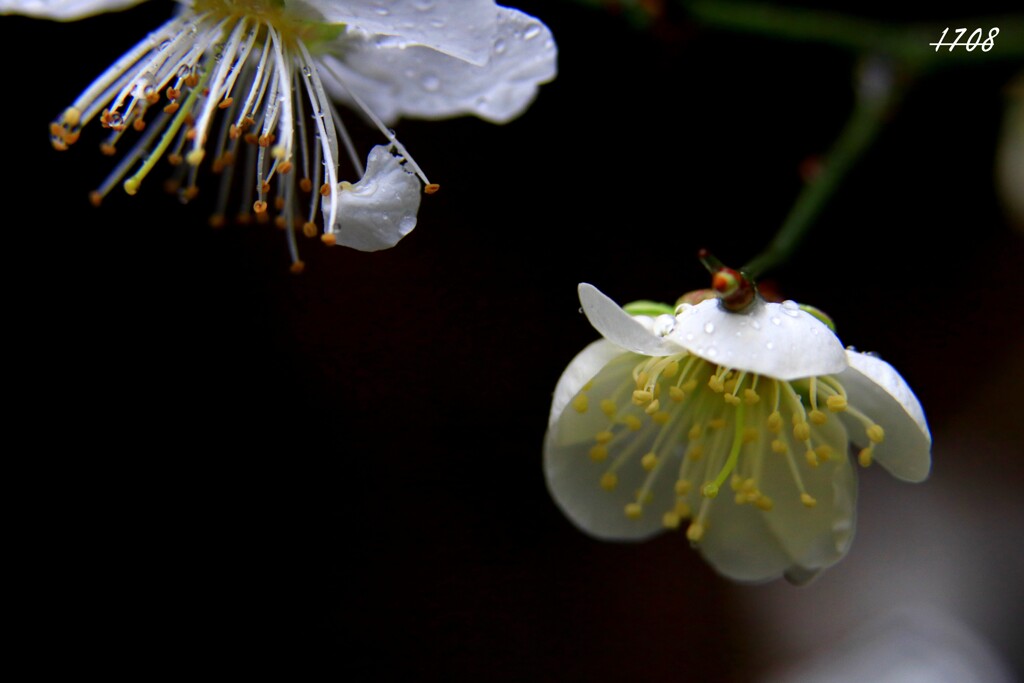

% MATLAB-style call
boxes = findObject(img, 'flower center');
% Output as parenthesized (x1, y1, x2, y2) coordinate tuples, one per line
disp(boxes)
(48, 1, 432, 270)
(570, 352, 886, 542)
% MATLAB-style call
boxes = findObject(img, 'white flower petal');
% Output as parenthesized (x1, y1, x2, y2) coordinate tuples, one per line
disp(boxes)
(319, 8, 555, 124)
(578, 283, 686, 357)
(301, 0, 500, 65)
(839, 351, 932, 482)
(697, 495, 797, 583)
(544, 352, 675, 541)
(548, 339, 624, 430)
(0, 0, 145, 20)
(668, 298, 848, 380)
(328, 145, 422, 251)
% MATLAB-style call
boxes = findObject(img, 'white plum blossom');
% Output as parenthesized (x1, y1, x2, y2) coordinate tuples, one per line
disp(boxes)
(544, 283, 931, 584)
(2, 0, 556, 269)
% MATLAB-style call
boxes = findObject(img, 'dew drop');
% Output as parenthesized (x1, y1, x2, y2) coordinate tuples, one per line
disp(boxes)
(766, 341, 775, 350)
(523, 24, 541, 40)
(420, 73, 441, 92)
(771, 317, 781, 326)
(751, 320, 761, 330)
(686, 333, 695, 342)
(375, 7, 390, 16)
(653, 314, 676, 337)
(399, 215, 417, 231)
(781, 300, 801, 317)
(413, 0, 434, 9)
(159, 39, 172, 51)
(494, 38, 507, 54)
(704, 322, 715, 334)
(302, 66, 312, 76)
(706, 347, 718, 358)
(430, 18, 446, 28)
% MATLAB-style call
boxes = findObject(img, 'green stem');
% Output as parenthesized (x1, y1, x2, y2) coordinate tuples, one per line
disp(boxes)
(742, 63, 896, 279)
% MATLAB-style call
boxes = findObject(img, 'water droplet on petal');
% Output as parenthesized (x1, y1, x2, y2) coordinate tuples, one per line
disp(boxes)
(653, 314, 676, 337)
(494, 38, 507, 54)
(413, 0, 434, 10)
(771, 317, 781, 326)
(781, 300, 801, 317)
(751, 320, 761, 330)
(523, 24, 541, 39)
(706, 347, 718, 358)
(704, 322, 715, 334)
(686, 333, 695, 342)
(399, 215, 416, 231)
(766, 341, 774, 350)
(420, 74, 440, 91)
(302, 66, 312, 76)
(375, 7, 390, 16)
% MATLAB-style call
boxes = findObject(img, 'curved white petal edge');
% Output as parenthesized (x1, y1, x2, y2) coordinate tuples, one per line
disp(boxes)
(0, 0, 146, 20)
(327, 145, 422, 251)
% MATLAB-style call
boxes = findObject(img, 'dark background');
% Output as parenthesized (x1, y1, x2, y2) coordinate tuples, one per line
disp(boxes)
(5, 0, 1023, 679)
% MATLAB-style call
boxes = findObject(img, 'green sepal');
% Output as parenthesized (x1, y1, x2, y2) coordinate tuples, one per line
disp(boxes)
(798, 304, 836, 332)
(623, 300, 675, 317)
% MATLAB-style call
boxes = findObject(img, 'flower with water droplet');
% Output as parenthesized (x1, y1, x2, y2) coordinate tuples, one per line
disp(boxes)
(4, 0, 557, 269)
(544, 277, 931, 584)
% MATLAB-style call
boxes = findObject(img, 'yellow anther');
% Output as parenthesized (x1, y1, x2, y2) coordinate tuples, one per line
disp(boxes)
(708, 376, 725, 393)
(815, 445, 833, 462)
(724, 393, 740, 406)
(652, 411, 670, 425)
(682, 379, 698, 393)
(755, 495, 773, 511)
(572, 394, 589, 413)
(663, 361, 679, 378)
(589, 445, 608, 462)
(674, 480, 692, 495)
(625, 415, 643, 431)
(688, 424, 703, 440)
(424, 183, 440, 194)
(624, 503, 643, 520)
(772, 439, 787, 454)
(687, 445, 704, 461)
(709, 418, 727, 430)
(742, 427, 759, 444)
(662, 511, 681, 529)
(632, 390, 653, 405)
(734, 492, 747, 505)
(594, 430, 613, 444)
(644, 399, 661, 415)
(669, 386, 685, 402)
(826, 395, 848, 412)
(686, 521, 705, 542)
(801, 493, 818, 508)
(809, 409, 828, 425)
(600, 472, 618, 491)
(743, 388, 760, 404)
(636, 371, 649, 388)
(600, 399, 617, 417)
(793, 421, 811, 442)
(641, 453, 659, 471)
(867, 424, 885, 444)
(805, 450, 819, 467)
(62, 106, 82, 127)
(702, 483, 719, 499)
(723, 379, 738, 393)
(858, 447, 873, 468)
(674, 500, 692, 518)
(185, 148, 205, 166)
(730, 474, 743, 491)
(767, 411, 783, 433)
(741, 478, 757, 493)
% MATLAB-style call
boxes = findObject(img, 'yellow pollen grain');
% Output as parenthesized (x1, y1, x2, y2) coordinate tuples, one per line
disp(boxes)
(686, 521, 705, 542)
(663, 361, 679, 378)
(867, 424, 885, 444)
(572, 394, 589, 413)
(688, 424, 703, 440)
(858, 447, 873, 468)
(302, 222, 318, 238)
(742, 427, 759, 444)
(600, 472, 618, 491)
(682, 379, 698, 393)
(644, 399, 661, 415)
(662, 512, 681, 529)
(756, 495, 773, 511)
(708, 376, 725, 393)
(186, 149, 205, 166)
(730, 474, 742, 491)
(801, 493, 817, 508)
(793, 422, 811, 442)
(669, 386, 685, 402)
(625, 415, 643, 431)
(815, 445, 833, 462)
(809, 409, 828, 425)
(724, 393, 740, 406)
(636, 371, 649, 388)
(600, 399, 617, 417)
(709, 418, 727, 430)
(767, 411, 783, 433)
(321, 233, 337, 247)
(743, 389, 760, 404)
(595, 430, 613, 444)
(675, 480, 692, 495)
(641, 453, 658, 471)
(805, 450, 819, 467)
(687, 445, 704, 461)
(289, 260, 306, 274)
(589, 445, 608, 462)
(674, 500, 691, 518)
(741, 478, 757, 493)
(827, 395, 848, 412)
(724, 379, 738, 393)
(62, 107, 82, 127)
(624, 503, 643, 520)
(652, 411, 670, 425)
(772, 439, 787, 454)
(424, 183, 440, 194)
(632, 390, 653, 405)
